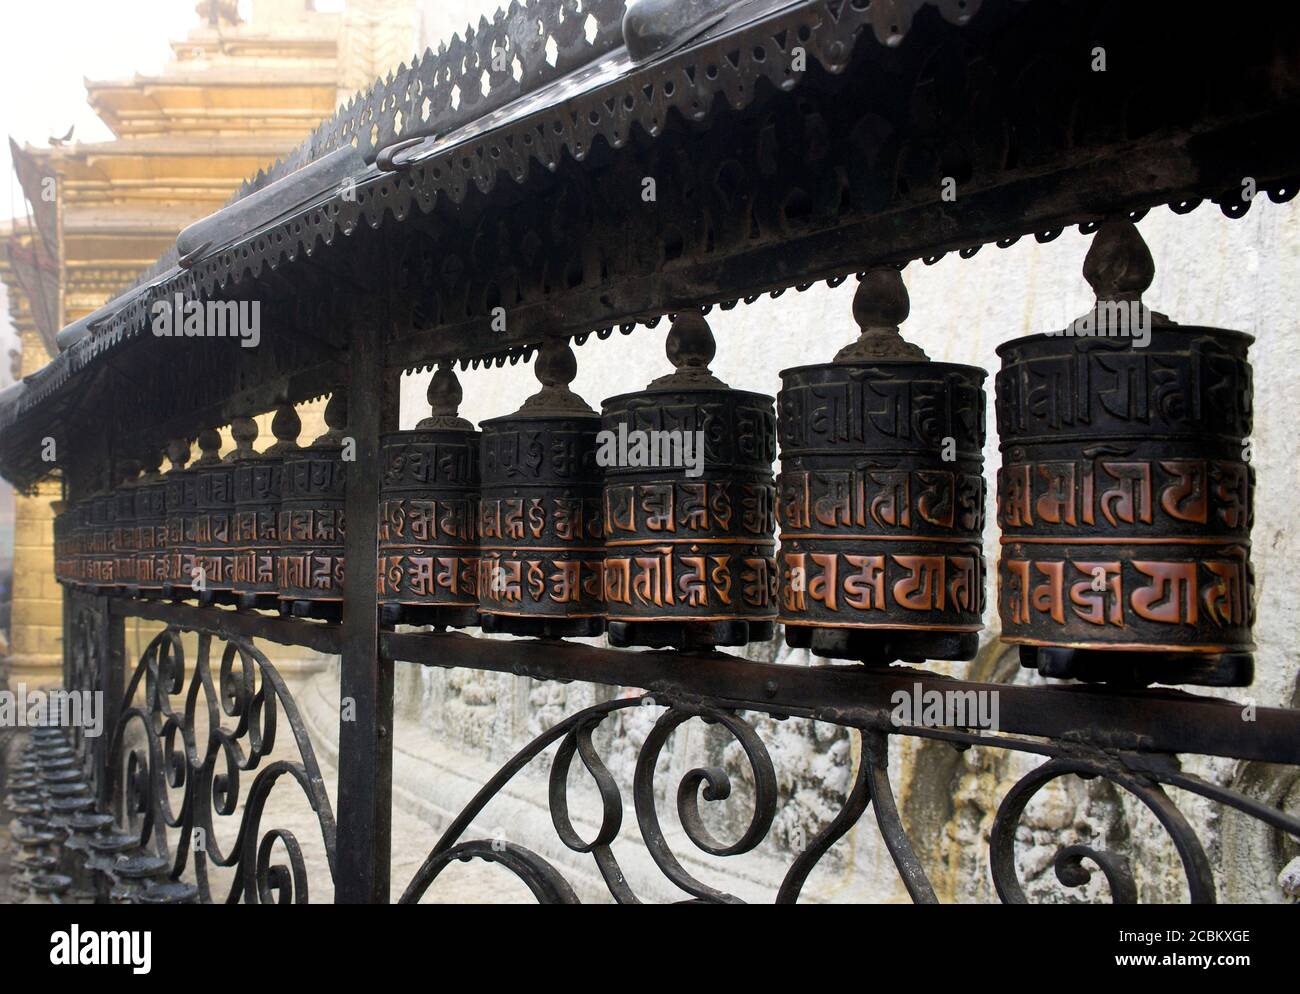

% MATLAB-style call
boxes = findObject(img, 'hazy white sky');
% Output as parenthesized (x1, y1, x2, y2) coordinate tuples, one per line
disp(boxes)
(0, 0, 211, 221)
(0, 0, 504, 221)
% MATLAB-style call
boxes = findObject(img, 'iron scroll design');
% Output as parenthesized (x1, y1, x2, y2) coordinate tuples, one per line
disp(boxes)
(400, 695, 1300, 904)
(105, 627, 337, 904)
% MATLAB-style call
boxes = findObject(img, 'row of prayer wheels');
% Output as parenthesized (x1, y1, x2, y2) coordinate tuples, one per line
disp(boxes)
(53, 222, 1256, 687)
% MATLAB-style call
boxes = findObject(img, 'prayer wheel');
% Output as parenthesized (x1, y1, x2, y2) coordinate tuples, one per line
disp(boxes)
(478, 340, 604, 638)
(777, 269, 987, 663)
(161, 439, 196, 601)
(230, 407, 299, 610)
(133, 447, 168, 598)
(86, 475, 120, 594)
(601, 313, 778, 649)
(52, 501, 71, 587)
(995, 221, 1255, 687)
(113, 460, 141, 595)
(192, 428, 236, 605)
(279, 392, 348, 621)
(378, 366, 480, 628)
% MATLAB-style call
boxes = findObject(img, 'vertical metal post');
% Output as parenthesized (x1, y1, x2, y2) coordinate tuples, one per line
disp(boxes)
(334, 285, 395, 904)
(96, 594, 124, 811)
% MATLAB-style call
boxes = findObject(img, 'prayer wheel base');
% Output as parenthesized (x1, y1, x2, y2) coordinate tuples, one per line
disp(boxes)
(785, 625, 978, 664)
(287, 600, 343, 623)
(236, 593, 281, 612)
(379, 604, 480, 629)
(198, 590, 240, 608)
(1020, 646, 1254, 689)
(608, 620, 776, 650)
(480, 613, 604, 639)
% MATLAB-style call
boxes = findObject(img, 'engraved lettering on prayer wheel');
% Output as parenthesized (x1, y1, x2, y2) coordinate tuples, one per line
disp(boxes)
(995, 221, 1255, 687)
(192, 429, 236, 604)
(231, 408, 298, 610)
(601, 312, 778, 649)
(161, 439, 196, 600)
(279, 392, 347, 621)
(113, 459, 141, 595)
(478, 340, 605, 638)
(133, 447, 168, 597)
(778, 269, 987, 663)
(379, 366, 480, 628)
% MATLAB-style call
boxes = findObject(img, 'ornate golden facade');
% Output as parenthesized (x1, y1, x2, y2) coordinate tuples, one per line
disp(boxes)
(0, 0, 417, 683)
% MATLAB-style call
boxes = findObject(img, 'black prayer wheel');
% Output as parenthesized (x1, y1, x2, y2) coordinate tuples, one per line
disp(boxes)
(777, 269, 987, 663)
(995, 221, 1255, 687)
(113, 460, 141, 595)
(231, 407, 299, 610)
(478, 340, 604, 638)
(161, 439, 196, 600)
(68, 499, 90, 590)
(192, 428, 236, 604)
(601, 313, 778, 649)
(379, 366, 480, 628)
(133, 447, 168, 598)
(279, 392, 348, 620)
(53, 501, 71, 587)
(86, 482, 118, 593)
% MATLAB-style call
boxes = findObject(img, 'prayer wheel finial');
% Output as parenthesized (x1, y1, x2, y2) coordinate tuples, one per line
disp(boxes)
(417, 365, 473, 430)
(835, 268, 928, 362)
(166, 439, 191, 472)
(195, 428, 223, 465)
(648, 312, 727, 388)
(311, 390, 349, 447)
(519, 339, 594, 414)
(1083, 220, 1155, 303)
(227, 416, 259, 461)
(266, 403, 302, 456)
(140, 445, 164, 479)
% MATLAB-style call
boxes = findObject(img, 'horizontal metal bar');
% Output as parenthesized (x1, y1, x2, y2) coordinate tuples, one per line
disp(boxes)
(383, 631, 1300, 766)
(110, 599, 342, 656)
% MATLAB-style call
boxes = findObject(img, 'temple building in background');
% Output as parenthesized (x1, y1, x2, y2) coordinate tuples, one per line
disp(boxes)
(0, 0, 418, 684)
